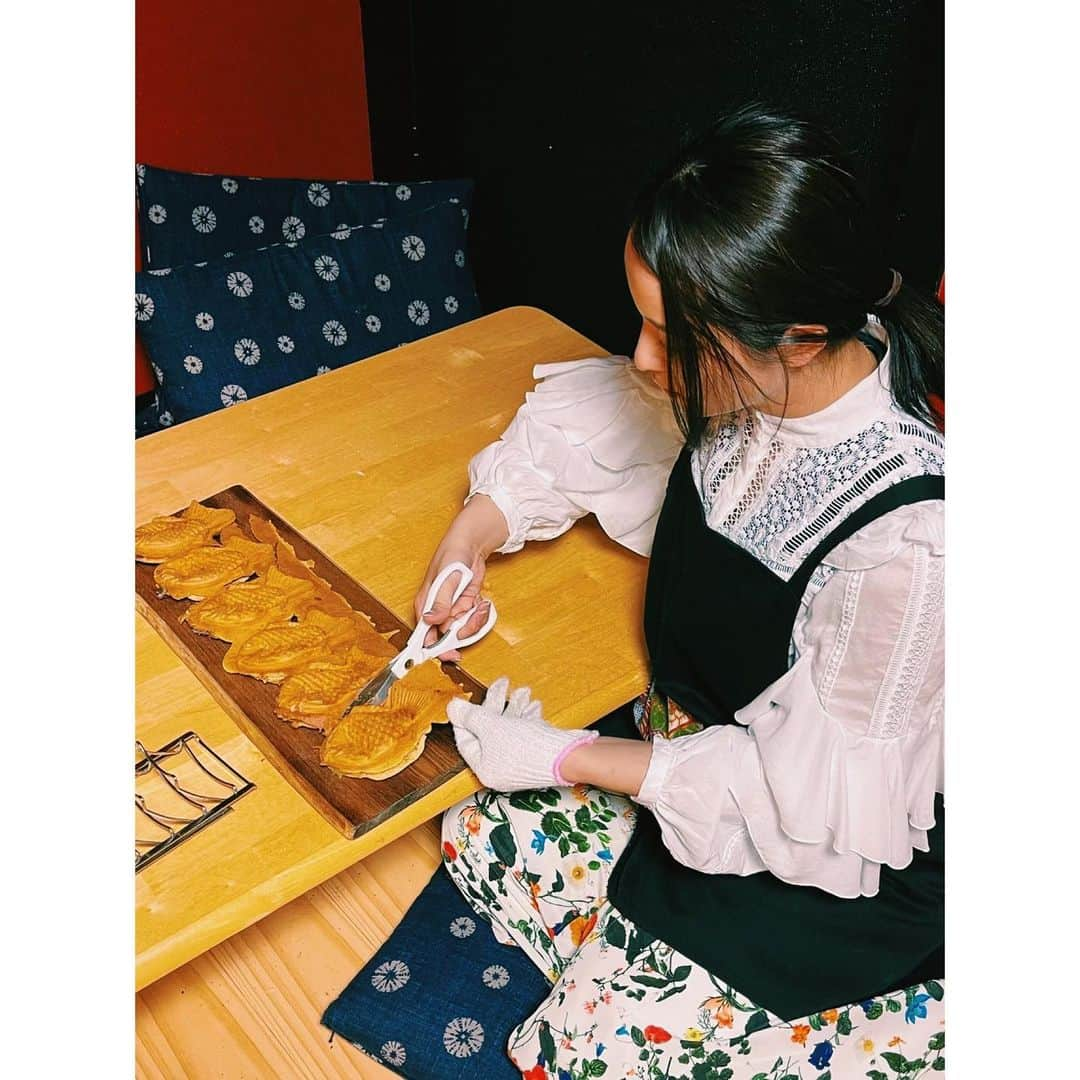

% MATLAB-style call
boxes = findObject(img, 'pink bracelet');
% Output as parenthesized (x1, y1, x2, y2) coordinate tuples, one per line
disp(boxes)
(552, 730, 600, 786)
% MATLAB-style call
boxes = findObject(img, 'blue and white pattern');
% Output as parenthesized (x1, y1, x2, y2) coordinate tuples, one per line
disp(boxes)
(313, 254, 340, 281)
(225, 271, 253, 297)
(191, 205, 217, 233)
(136, 164, 473, 269)
(371, 960, 411, 993)
(402, 235, 426, 261)
(380, 1041, 407, 1067)
(449, 916, 475, 939)
(135, 200, 481, 432)
(322, 320, 347, 346)
(442, 1017, 484, 1058)
(482, 965, 510, 990)
(282, 215, 306, 242)
(233, 338, 261, 365)
(322, 867, 550, 1080)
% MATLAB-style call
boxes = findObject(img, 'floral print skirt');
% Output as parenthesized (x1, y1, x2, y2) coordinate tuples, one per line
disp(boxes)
(442, 785, 945, 1079)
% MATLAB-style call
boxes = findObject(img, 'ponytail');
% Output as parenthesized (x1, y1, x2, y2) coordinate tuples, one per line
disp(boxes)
(872, 275, 944, 429)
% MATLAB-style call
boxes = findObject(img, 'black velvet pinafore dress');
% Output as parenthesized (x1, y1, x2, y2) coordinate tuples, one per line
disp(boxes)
(597, 390, 945, 1021)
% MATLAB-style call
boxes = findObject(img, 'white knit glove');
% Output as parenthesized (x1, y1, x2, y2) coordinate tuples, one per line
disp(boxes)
(447, 677, 599, 792)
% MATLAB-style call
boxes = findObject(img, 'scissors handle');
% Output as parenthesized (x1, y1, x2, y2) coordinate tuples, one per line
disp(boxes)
(424, 599, 498, 657)
(419, 561, 474, 622)
(390, 562, 498, 676)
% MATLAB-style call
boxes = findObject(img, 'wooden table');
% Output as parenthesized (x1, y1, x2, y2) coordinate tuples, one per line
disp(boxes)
(136, 306, 653, 991)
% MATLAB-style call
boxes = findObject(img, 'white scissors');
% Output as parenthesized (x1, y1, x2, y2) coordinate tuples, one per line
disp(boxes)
(343, 561, 497, 712)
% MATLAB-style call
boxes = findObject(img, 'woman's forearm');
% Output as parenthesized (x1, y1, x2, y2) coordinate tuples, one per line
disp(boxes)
(559, 736, 653, 797)
(455, 492, 510, 556)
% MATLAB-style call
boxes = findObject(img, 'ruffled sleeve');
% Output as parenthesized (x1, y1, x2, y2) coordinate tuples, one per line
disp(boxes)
(633, 517, 944, 898)
(467, 356, 683, 555)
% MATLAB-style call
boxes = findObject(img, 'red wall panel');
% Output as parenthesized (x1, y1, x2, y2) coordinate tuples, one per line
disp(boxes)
(135, 0, 373, 395)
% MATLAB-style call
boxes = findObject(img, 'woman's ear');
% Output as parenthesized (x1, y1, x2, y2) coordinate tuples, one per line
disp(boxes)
(778, 325, 829, 368)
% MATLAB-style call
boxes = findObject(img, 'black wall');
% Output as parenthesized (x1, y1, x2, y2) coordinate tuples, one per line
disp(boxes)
(360, 1, 942, 356)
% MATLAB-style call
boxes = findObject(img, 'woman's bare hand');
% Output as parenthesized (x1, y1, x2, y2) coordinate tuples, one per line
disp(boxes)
(414, 494, 509, 661)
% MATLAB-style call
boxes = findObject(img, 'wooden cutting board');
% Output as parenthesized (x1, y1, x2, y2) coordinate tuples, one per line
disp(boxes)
(135, 486, 485, 839)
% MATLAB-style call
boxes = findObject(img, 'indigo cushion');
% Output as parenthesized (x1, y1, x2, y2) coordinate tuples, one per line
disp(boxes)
(135, 390, 167, 438)
(322, 867, 550, 1079)
(136, 163, 473, 269)
(135, 200, 479, 431)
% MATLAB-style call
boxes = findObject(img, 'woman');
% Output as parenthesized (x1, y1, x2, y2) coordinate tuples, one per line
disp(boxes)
(419, 105, 945, 1078)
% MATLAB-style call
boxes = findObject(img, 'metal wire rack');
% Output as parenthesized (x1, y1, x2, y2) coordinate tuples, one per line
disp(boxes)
(136, 731, 255, 872)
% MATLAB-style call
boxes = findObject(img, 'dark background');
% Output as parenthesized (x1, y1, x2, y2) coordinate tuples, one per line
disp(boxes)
(360, 0, 943, 356)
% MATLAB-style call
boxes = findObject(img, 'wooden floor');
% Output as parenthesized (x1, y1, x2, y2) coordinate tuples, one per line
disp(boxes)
(136, 820, 443, 1079)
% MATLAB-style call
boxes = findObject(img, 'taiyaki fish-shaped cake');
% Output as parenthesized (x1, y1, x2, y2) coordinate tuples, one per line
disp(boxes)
(383, 652, 467, 705)
(222, 606, 368, 683)
(136, 501, 235, 563)
(182, 566, 318, 641)
(320, 686, 456, 781)
(153, 535, 275, 600)
(274, 646, 390, 732)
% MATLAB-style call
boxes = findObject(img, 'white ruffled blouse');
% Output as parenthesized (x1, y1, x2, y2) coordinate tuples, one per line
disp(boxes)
(468, 320, 944, 899)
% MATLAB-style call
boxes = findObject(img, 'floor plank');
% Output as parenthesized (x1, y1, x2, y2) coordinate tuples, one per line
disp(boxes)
(136, 821, 443, 1078)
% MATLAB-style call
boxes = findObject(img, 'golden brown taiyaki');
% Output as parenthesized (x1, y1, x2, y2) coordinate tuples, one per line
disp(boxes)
(274, 647, 390, 731)
(182, 565, 318, 641)
(320, 698, 426, 781)
(319, 685, 463, 780)
(153, 535, 274, 600)
(221, 606, 368, 683)
(135, 501, 235, 563)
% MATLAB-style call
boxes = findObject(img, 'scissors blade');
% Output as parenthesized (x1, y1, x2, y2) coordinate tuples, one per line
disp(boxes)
(342, 661, 399, 715)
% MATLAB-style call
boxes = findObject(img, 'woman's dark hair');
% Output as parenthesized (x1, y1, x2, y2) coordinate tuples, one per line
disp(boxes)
(630, 104, 944, 445)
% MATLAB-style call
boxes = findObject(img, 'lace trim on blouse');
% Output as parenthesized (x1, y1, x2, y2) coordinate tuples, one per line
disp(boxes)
(693, 406, 944, 581)
(871, 548, 945, 739)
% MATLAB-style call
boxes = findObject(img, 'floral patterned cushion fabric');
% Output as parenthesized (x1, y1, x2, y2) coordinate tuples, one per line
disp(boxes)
(136, 163, 473, 269)
(134, 200, 479, 432)
(322, 866, 550, 1079)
